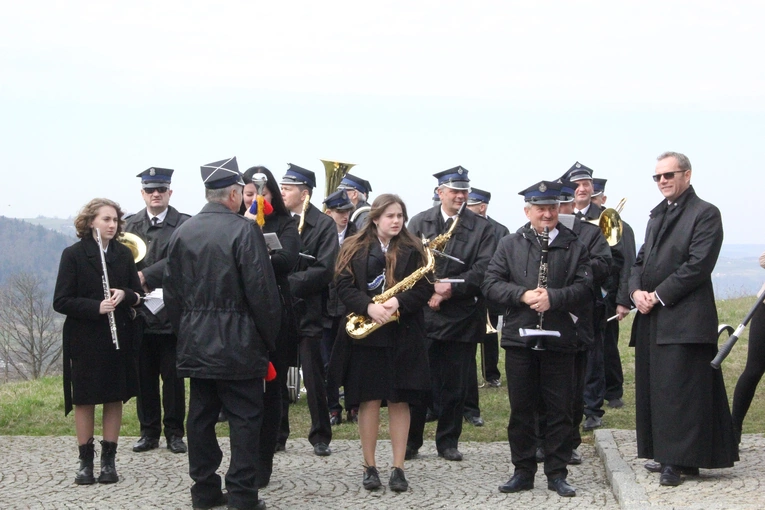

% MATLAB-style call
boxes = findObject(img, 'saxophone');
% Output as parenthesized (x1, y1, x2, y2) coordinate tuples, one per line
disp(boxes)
(345, 203, 465, 339)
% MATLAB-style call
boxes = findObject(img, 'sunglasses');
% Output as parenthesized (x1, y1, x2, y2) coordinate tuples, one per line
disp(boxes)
(652, 170, 686, 182)
(144, 187, 169, 194)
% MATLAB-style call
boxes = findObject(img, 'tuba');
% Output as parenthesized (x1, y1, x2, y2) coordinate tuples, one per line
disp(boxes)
(321, 159, 355, 210)
(118, 232, 147, 263)
(587, 197, 627, 246)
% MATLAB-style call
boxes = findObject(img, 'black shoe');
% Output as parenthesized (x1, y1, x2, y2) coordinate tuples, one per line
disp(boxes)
(167, 435, 187, 454)
(132, 436, 159, 453)
(607, 398, 624, 409)
(404, 446, 419, 460)
(438, 448, 463, 461)
(659, 465, 683, 486)
(347, 409, 358, 424)
(389, 467, 409, 492)
(274, 442, 286, 453)
(464, 415, 485, 427)
(569, 448, 582, 465)
(313, 442, 331, 456)
(97, 440, 119, 484)
(645, 461, 698, 476)
(487, 378, 501, 388)
(548, 477, 576, 497)
(535, 446, 545, 463)
(582, 415, 602, 431)
(362, 466, 382, 490)
(498, 473, 534, 493)
(192, 492, 228, 509)
(644, 460, 662, 473)
(75, 438, 96, 485)
(329, 411, 342, 426)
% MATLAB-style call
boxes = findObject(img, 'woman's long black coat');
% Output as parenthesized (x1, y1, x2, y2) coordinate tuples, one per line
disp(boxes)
(329, 243, 432, 392)
(53, 236, 142, 415)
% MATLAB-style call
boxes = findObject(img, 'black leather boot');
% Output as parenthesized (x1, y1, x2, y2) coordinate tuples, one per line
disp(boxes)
(75, 437, 96, 485)
(98, 440, 119, 483)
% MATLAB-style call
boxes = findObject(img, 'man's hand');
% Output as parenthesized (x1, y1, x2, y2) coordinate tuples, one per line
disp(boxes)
(434, 281, 452, 299)
(616, 304, 632, 321)
(633, 290, 655, 314)
(523, 288, 550, 313)
(428, 293, 446, 311)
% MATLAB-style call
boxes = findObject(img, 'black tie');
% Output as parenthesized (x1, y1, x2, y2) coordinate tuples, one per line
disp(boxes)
(152, 217, 159, 226)
(444, 217, 454, 234)
(575, 211, 584, 220)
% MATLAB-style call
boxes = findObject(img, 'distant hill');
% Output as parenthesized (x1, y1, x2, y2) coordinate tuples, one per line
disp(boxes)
(713, 244, 765, 299)
(0, 216, 76, 291)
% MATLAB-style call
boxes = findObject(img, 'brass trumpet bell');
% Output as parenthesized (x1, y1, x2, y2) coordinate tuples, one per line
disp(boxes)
(118, 232, 147, 263)
(321, 159, 355, 210)
(587, 198, 626, 247)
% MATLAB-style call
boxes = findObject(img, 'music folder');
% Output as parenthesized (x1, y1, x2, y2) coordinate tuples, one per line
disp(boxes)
(263, 233, 282, 251)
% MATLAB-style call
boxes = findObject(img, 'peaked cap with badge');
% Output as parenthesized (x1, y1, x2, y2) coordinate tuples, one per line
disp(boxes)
(338, 174, 372, 195)
(280, 164, 317, 189)
(467, 187, 491, 205)
(519, 180, 562, 205)
(200, 157, 245, 189)
(592, 177, 607, 197)
(434, 166, 471, 190)
(565, 161, 594, 182)
(138, 167, 174, 189)
(323, 189, 354, 211)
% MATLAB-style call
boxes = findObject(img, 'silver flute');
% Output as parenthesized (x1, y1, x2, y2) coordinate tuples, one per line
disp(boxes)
(95, 228, 120, 350)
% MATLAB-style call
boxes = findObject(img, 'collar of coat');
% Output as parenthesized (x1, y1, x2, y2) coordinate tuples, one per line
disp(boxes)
(420, 204, 480, 231)
(649, 185, 697, 219)
(518, 222, 578, 249)
(125, 206, 184, 228)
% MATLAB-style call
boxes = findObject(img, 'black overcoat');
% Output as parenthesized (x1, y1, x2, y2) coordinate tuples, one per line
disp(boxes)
(629, 185, 737, 468)
(407, 205, 496, 342)
(330, 243, 432, 392)
(53, 236, 142, 415)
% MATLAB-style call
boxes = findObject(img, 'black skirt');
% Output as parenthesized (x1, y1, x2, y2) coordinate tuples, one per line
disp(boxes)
(343, 342, 425, 409)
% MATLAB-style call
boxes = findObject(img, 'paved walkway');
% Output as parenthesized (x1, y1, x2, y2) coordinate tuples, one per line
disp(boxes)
(0, 432, 761, 509)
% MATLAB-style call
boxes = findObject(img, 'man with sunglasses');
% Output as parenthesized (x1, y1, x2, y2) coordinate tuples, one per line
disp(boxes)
(629, 152, 738, 486)
(125, 167, 191, 455)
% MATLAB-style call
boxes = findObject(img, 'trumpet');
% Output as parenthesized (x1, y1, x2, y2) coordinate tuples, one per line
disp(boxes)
(587, 197, 627, 246)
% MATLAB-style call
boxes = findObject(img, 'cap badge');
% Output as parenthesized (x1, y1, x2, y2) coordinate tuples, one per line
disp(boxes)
(539, 183, 547, 192)
(457, 168, 463, 175)
(149, 168, 156, 176)
(575, 163, 581, 168)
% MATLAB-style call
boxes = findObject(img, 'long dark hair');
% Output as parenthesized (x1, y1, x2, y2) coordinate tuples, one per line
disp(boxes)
(335, 194, 425, 286)
(242, 166, 290, 217)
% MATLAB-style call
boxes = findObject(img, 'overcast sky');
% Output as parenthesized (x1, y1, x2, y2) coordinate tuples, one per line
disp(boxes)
(1, 1, 763, 244)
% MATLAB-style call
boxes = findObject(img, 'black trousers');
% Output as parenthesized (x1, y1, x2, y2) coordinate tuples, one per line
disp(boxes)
(409, 340, 473, 453)
(732, 305, 765, 433)
(463, 343, 481, 419)
(506, 347, 574, 480)
(136, 332, 185, 439)
(280, 334, 332, 446)
(321, 321, 343, 414)
(536, 349, 586, 452)
(603, 299, 624, 401)
(188, 377, 263, 510)
(583, 304, 606, 418)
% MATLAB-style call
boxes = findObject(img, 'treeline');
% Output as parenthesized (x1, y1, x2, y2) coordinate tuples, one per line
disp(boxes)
(0, 217, 75, 291)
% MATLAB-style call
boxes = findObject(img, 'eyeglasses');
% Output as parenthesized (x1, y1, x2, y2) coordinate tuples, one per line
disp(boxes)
(143, 187, 169, 194)
(652, 171, 686, 182)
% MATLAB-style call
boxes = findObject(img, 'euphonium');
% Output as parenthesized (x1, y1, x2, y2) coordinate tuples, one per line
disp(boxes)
(321, 159, 355, 211)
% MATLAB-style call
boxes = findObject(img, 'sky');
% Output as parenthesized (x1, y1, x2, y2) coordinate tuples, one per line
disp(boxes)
(1, 1, 763, 244)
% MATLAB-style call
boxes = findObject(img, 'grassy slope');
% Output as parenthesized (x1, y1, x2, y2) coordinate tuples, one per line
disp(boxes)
(1, 296, 760, 441)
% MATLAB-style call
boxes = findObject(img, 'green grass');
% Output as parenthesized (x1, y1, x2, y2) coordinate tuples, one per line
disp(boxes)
(1, 296, 761, 440)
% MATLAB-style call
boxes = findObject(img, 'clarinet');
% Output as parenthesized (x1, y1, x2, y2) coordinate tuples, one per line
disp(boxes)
(531, 226, 550, 351)
(95, 228, 120, 350)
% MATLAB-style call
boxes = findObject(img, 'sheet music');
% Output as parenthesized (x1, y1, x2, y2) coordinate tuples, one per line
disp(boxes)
(264, 233, 282, 251)
(144, 288, 165, 315)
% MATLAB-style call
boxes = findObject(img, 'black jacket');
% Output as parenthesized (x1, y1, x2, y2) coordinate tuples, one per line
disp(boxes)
(124, 205, 190, 334)
(289, 203, 340, 337)
(408, 205, 497, 342)
(629, 186, 722, 345)
(485, 216, 511, 316)
(331, 243, 432, 391)
(324, 221, 358, 322)
(163, 202, 281, 379)
(482, 223, 593, 352)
